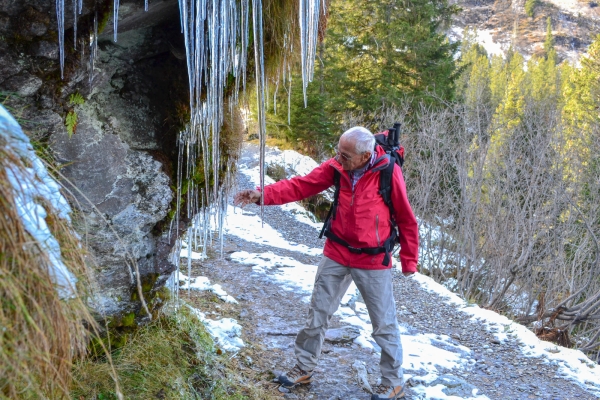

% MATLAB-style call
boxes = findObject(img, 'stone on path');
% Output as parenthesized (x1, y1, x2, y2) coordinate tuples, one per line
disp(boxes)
(352, 360, 373, 393)
(325, 326, 361, 344)
(430, 374, 479, 397)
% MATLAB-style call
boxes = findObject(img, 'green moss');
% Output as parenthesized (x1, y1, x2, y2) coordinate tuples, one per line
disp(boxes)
(121, 312, 135, 327)
(72, 306, 259, 400)
(98, 0, 112, 34)
(141, 273, 159, 293)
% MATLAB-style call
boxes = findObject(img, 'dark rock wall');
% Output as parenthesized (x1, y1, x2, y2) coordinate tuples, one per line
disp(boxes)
(0, 0, 187, 319)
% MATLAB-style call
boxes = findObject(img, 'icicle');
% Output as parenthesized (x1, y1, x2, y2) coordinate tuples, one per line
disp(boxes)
(186, 225, 192, 292)
(171, 0, 325, 292)
(145, 0, 149, 12)
(287, 67, 292, 125)
(114, 0, 120, 42)
(73, 0, 78, 49)
(56, 0, 64, 79)
(299, 0, 322, 106)
(252, 0, 267, 223)
(273, 73, 279, 114)
(89, 12, 98, 85)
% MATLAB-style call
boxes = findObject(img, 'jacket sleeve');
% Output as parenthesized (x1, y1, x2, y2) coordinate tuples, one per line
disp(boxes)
(390, 164, 419, 273)
(261, 160, 335, 205)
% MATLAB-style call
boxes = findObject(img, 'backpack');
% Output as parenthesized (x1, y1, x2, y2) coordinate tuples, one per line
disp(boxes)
(318, 123, 405, 266)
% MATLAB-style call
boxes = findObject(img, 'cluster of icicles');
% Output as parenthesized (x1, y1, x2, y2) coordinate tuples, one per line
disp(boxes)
(55, 0, 326, 294)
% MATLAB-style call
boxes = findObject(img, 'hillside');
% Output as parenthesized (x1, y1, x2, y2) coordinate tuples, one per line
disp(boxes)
(451, 0, 600, 62)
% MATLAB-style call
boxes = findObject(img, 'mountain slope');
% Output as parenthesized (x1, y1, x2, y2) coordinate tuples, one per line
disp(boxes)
(451, 0, 600, 62)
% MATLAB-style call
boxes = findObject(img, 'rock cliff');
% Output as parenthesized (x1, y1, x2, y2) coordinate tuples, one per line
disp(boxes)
(0, 0, 187, 321)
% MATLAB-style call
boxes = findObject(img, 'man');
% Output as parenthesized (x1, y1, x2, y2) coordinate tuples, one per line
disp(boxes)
(234, 126, 419, 400)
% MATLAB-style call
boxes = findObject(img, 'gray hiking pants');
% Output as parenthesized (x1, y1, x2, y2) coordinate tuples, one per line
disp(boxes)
(295, 256, 404, 387)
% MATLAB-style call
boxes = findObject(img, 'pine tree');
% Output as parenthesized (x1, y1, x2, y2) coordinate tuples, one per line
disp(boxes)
(543, 17, 555, 60)
(457, 28, 493, 135)
(324, 0, 461, 116)
(267, 0, 462, 152)
(525, 0, 536, 17)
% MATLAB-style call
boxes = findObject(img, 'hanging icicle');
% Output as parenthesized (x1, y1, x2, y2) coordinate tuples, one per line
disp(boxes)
(56, 0, 65, 79)
(89, 11, 98, 85)
(252, 0, 267, 223)
(73, 0, 78, 49)
(114, 0, 120, 42)
(299, 0, 322, 106)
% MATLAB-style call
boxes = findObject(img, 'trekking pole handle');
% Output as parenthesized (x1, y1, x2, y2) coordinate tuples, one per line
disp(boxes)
(392, 122, 401, 147)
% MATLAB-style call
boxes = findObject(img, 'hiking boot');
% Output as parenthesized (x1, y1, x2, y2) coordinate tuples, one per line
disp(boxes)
(275, 365, 314, 388)
(371, 383, 405, 399)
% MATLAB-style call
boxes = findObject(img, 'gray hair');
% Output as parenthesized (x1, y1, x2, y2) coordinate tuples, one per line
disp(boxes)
(341, 126, 375, 154)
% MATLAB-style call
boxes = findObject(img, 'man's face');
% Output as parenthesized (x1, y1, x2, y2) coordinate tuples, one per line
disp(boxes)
(336, 137, 371, 171)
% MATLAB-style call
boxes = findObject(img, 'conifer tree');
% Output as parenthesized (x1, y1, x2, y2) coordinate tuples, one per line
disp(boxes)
(457, 28, 493, 135)
(525, 0, 536, 17)
(543, 17, 555, 60)
(267, 0, 462, 152)
(324, 0, 461, 114)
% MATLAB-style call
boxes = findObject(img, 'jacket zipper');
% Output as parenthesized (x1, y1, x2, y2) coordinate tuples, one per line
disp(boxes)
(375, 214, 381, 246)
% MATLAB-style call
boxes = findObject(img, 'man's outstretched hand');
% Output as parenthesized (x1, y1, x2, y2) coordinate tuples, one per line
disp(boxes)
(402, 272, 415, 277)
(233, 189, 261, 208)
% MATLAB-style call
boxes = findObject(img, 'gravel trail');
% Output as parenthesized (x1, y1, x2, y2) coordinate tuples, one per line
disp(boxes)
(182, 144, 599, 400)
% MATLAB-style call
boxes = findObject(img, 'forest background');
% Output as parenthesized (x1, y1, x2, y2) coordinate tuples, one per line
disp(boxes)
(255, 0, 600, 361)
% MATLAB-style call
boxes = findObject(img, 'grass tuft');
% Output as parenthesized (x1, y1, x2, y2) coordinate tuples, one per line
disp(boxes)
(71, 304, 270, 400)
(0, 135, 110, 399)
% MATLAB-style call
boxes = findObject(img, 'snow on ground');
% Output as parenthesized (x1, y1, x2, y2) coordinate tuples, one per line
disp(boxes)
(225, 145, 600, 398)
(544, 0, 600, 19)
(225, 204, 322, 255)
(230, 251, 318, 302)
(167, 271, 244, 352)
(187, 305, 245, 353)
(415, 273, 600, 395)
(177, 272, 238, 304)
(449, 27, 508, 59)
(226, 221, 490, 400)
(0, 105, 77, 298)
(181, 144, 600, 396)
(179, 240, 208, 260)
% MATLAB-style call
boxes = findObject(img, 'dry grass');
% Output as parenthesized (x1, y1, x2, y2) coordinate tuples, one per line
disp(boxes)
(0, 140, 116, 399)
(71, 303, 278, 400)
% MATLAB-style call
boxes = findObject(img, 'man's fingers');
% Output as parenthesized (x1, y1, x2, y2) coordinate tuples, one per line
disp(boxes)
(233, 190, 258, 208)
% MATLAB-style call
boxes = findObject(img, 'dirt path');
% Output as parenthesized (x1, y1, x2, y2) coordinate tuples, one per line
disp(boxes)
(180, 144, 599, 400)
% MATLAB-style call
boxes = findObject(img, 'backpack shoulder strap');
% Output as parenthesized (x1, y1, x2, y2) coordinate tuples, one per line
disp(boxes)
(319, 169, 341, 239)
(378, 160, 396, 219)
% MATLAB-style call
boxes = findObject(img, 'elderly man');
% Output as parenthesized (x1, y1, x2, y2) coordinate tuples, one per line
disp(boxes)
(234, 126, 419, 400)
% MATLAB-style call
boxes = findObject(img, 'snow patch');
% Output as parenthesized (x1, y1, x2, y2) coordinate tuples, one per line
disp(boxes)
(225, 206, 322, 255)
(230, 251, 318, 295)
(187, 306, 244, 352)
(176, 272, 238, 304)
(413, 272, 600, 396)
(0, 105, 77, 298)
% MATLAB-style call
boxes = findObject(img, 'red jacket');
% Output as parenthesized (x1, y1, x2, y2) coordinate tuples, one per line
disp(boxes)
(261, 145, 419, 272)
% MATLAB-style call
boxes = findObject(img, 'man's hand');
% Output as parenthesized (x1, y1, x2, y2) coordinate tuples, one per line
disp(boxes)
(233, 189, 261, 208)
(402, 272, 415, 277)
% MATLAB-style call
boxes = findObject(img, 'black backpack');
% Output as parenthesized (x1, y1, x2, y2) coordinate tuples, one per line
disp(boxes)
(318, 123, 405, 266)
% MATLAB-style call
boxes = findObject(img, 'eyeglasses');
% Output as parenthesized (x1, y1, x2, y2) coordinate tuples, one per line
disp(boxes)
(334, 145, 355, 161)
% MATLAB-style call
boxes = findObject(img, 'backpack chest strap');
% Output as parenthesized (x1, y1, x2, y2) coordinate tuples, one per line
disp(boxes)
(323, 227, 397, 266)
